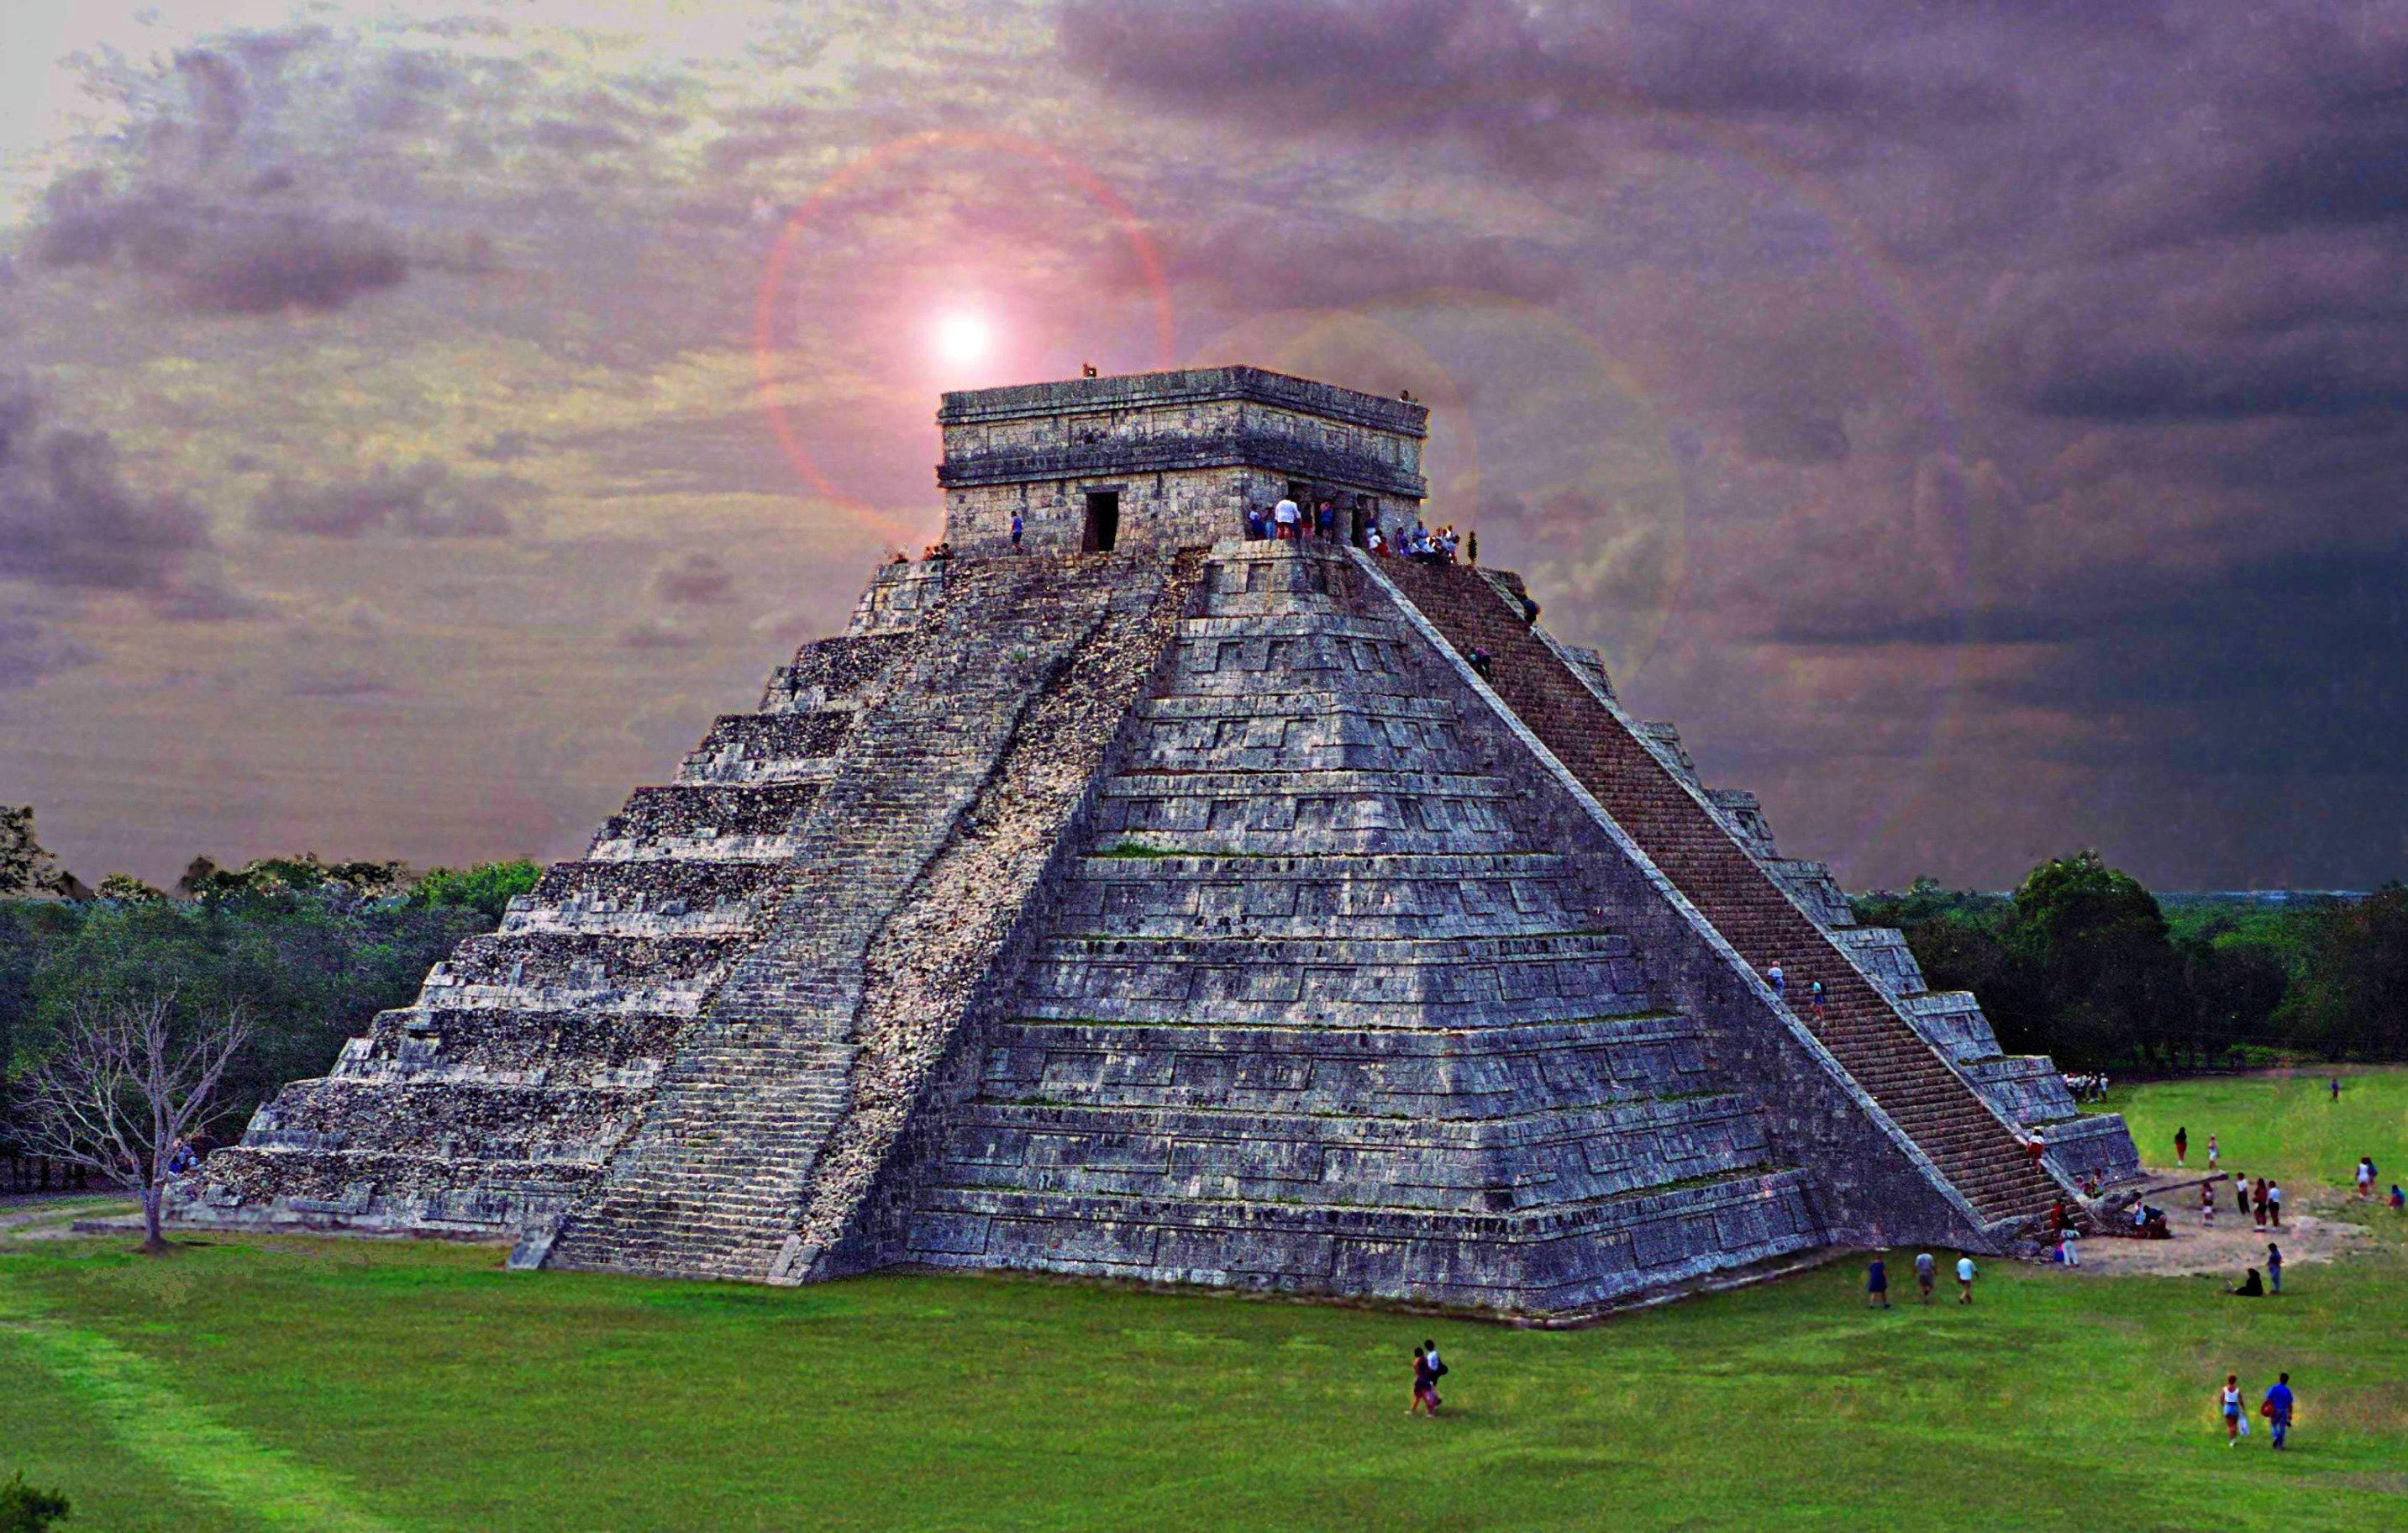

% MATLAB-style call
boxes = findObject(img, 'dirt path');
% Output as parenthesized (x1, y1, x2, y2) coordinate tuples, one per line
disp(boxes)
(0, 1194, 135, 1241)
(2068, 1172, 2379, 1279)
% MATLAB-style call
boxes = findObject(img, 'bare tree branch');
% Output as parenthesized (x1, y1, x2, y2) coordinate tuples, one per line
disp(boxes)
(17, 987, 253, 1249)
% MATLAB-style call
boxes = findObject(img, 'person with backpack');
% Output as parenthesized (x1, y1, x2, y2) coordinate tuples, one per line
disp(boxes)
(1423, 1338, 1448, 1399)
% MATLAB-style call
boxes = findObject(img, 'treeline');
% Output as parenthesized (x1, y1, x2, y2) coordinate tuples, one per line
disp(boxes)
(1, 832, 540, 1160)
(1855, 851, 2408, 1071)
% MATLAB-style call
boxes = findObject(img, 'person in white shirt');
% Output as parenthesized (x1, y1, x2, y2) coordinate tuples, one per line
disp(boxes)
(1273, 497, 1301, 540)
(1955, 1254, 1976, 1304)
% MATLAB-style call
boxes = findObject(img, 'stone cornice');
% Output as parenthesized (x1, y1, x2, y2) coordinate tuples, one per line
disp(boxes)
(935, 431, 1428, 498)
(938, 366, 1429, 437)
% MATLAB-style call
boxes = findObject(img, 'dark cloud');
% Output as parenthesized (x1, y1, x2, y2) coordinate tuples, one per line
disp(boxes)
(653, 552, 734, 605)
(618, 617, 702, 651)
(34, 174, 411, 316)
(1989, 543, 2408, 782)
(466, 430, 537, 463)
(533, 118, 635, 154)
(251, 461, 529, 540)
(1060, 0, 2019, 147)
(0, 612, 94, 692)
(0, 382, 219, 601)
(284, 669, 395, 699)
(172, 49, 250, 165)
(30, 36, 422, 316)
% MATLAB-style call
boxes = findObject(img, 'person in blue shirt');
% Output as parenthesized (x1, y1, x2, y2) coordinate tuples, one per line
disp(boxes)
(1866, 1255, 1890, 1309)
(2263, 1373, 2295, 1450)
(2266, 1242, 2284, 1294)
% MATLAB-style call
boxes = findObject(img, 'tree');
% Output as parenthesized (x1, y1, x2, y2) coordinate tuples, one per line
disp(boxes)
(94, 873, 166, 903)
(0, 806, 71, 898)
(2007, 851, 2185, 1067)
(17, 988, 251, 1251)
(407, 859, 542, 919)
(2284, 883, 2408, 1060)
(0, 1472, 71, 1532)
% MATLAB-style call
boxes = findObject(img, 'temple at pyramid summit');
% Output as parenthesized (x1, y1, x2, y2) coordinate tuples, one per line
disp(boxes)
(174, 366, 2140, 1316)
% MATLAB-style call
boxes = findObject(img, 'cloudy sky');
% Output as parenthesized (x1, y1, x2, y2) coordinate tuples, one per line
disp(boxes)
(2, 0, 2403, 893)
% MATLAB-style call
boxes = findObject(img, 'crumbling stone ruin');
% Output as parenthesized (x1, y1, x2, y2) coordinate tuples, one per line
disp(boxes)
(176, 366, 2138, 1316)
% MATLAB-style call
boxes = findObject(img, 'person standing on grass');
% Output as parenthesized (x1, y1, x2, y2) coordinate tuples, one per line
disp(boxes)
(1867, 1255, 1890, 1309)
(1915, 1250, 1937, 1303)
(2330, 1076, 2342, 1103)
(2235, 1175, 2249, 1219)
(2175, 1126, 2188, 1167)
(2221, 1374, 2245, 1446)
(2391, 1184, 2404, 1212)
(1410, 1346, 1440, 1417)
(2266, 1242, 2284, 1295)
(2267, 1179, 2283, 1227)
(2263, 1373, 2294, 1450)
(2207, 1133, 2220, 1172)
(1423, 1338, 1447, 1399)
(2357, 1156, 2377, 1200)
(2250, 1177, 2266, 1225)
(1956, 1254, 1976, 1304)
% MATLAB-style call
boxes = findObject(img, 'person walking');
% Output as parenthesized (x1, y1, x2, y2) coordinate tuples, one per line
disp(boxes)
(1867, 1255, 1890, 1309)
(2330, 1075, 2342, 1103)
(2174, 1126, 2188, 1167)
(1409, 1345, 1440, 1417)
(1423, 1338, 1447, 1398)
(1809, 978, 1826, 1014)
(1955, 1253, 1976, 1304)
(2201, 1181, 2216, 1225)
(2266, 1179, 2283, 1227)
(2266, 1242, 2284, 1295)
(1914, 1250, 1936, 1303)
(2263, 1372, 2295, 1450)
(2221, 1374, 2245, 1446)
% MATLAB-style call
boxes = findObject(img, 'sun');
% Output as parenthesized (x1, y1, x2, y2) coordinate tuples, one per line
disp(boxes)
(933, 310, 993, 367)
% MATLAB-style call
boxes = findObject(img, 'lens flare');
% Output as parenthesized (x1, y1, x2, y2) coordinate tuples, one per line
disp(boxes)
(934, 311, 993, 367)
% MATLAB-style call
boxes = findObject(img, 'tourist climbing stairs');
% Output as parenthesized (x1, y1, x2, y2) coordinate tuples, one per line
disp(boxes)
(1371, 555, 2063, 1226)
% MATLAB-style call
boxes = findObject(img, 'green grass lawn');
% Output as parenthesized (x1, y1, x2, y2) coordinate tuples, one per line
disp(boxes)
(5, 1073, 2405, 1533)
(2098, 1064, 2408, 1192)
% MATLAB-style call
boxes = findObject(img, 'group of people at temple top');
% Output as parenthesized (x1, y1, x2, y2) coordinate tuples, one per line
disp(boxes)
(1244, 493, 1473, 565)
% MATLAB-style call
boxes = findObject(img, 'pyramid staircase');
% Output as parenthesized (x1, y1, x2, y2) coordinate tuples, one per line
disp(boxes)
(534, 551, 1201, 1280)
(1372, 555, 2064, 1226)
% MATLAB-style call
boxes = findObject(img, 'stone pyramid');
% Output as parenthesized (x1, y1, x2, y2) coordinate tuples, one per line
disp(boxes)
(176, 367, 2137, 1316)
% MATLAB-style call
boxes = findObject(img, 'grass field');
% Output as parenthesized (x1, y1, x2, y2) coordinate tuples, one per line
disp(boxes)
(4, 1072, 2405, 1532)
